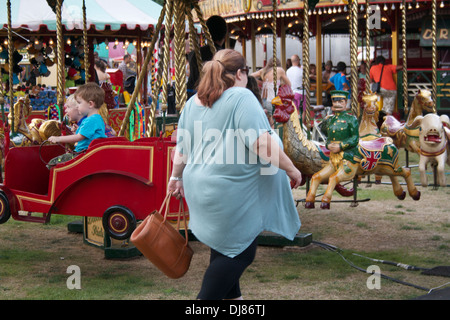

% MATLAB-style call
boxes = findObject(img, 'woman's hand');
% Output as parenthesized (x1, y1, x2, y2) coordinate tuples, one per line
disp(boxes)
(168, 179, 184, 200)
(286, 167, 303, 189)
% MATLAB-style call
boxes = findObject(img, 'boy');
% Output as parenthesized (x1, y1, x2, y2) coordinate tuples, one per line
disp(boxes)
(47, 83, 107, 167)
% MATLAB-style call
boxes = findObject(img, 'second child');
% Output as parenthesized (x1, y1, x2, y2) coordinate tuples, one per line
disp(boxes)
(47, 83, 107, 167)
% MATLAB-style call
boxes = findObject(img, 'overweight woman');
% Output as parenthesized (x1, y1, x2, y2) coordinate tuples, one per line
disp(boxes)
(168, 49, 302, 300)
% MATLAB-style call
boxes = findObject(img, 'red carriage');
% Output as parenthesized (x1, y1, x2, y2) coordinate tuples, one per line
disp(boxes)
(0, 136, 182, 240)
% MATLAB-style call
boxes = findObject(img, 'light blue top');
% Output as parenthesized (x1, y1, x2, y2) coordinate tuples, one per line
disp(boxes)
(75, 114, 106, 152)
(176, 87, 301, 258)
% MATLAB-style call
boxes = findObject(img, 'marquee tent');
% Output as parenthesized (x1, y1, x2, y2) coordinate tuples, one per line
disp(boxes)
(0, 0, 162, 32)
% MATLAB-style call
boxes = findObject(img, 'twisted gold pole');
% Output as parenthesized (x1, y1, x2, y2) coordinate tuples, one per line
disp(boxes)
(402, 0, 408, 114)
(82, 0, 89, 83)
(431, 0, 437, 112)
(272, 0, 277, 97)
(161, 0, 175, 111)
(147, 2, 171, 137)
(365, 0, 371, 94)
(302, 1, 311, 129)
(174, 0, 187, 112)
(350, 0, 359, 118)
(56, 0, 64, 111)
(7, 0, 14, 132)
(120, 4, 166, 137)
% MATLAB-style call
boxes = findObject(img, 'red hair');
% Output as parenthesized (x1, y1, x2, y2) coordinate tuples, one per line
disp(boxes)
(197, 49, 246, 107)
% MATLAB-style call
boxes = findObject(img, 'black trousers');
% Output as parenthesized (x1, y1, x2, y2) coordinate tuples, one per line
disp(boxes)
(197, 238, 258, 300)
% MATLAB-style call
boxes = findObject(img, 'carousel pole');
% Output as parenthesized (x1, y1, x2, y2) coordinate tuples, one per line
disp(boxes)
(401, 0, 408, 112)
(82, 0, 89, 83)
(6, 0, 14, 132)
(147, 1, 172, 137)
(272, 0, 277, 97)
(56, 0, 65, 120)
(365, 0, 371, 94)
(431, 0, 437, 112)
(302, 0, 311, 130)
(160, 0, 175, 116)
(119, 4, 166, 137)
(174, 0, 187, 112)
(350, 0, 359, 117)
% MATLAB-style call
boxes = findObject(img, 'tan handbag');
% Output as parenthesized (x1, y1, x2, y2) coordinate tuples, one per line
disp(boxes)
(130, 193, 193, 279)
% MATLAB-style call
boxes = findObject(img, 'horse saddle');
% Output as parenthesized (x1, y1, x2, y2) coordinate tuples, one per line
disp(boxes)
(359, 136, 393, 152)
(383, 116, 405, 135)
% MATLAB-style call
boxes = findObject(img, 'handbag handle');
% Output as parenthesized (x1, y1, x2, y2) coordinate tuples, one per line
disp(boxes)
(159, 192, 189, 245)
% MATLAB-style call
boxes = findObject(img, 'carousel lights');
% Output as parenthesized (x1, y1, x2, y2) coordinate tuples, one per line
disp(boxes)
(383, 3, 388, 11)
(67, 38, 71, 45)
(440, 1, 444, 7)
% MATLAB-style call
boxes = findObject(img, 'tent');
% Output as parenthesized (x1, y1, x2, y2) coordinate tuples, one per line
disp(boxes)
(0, 0, 162, 32)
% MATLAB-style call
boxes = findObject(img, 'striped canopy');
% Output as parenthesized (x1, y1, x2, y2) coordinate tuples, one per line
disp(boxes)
(1, 0, 162, 31)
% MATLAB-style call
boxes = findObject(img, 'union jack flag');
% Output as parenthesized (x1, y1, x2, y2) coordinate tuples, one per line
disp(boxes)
(360, 148, 381, 171)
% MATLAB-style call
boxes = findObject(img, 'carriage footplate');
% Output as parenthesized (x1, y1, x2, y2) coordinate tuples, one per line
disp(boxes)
(257, 232, 312, 248)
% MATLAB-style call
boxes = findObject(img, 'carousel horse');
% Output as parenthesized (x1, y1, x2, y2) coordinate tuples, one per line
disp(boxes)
(8, 95, 33, 147)
(272, 85, 420, 209)
(380, 89, 435, 152)
(7, 96, 70, 147)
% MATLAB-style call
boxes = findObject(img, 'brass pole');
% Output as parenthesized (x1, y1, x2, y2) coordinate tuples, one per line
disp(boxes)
(401, 0, 408, 113)
(7, 0, 14, 132)
(431, 0, 437, 111)
(350, 0, 359, 117)
(302, 0, 311, 129)
(272, 0, 277, 97)
(119, 4, 166, 137)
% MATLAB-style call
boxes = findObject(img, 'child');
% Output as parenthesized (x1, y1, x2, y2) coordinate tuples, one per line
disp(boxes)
(47, 83, 107, 167)
(63, 94, 85, 133)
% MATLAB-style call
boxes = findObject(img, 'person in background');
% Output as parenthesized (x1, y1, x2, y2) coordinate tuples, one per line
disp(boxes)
(369, 56, 401, 116)
(168, 49, 301, 300)
(286, 58, 292, 70)
(309, 64, 317, 83)
(250, 57, 291, 115)
(329, 61, 350, 92)
(118, 54, 136, 85)
(286, 54, 304, 111)
(247, 75, 274, 128)
(186, 15, 228, 99)
(322, 60, 335, 84)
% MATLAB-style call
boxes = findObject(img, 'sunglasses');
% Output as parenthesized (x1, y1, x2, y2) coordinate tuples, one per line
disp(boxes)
(240, 66, 249, 75)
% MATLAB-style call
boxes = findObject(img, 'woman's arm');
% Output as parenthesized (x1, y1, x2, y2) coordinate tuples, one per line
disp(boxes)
(253, 132, 302, 187)
(168, 149, 187, 199)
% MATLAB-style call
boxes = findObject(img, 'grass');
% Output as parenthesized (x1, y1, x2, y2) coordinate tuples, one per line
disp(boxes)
(0, 151, 449, 301)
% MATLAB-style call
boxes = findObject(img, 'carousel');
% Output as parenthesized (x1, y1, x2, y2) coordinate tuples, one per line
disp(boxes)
(0, 0, 448, 255)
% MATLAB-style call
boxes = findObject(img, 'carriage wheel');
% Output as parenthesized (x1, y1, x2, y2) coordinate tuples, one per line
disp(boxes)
(0, 192, 11, 224)
(102, 206, 136, 240)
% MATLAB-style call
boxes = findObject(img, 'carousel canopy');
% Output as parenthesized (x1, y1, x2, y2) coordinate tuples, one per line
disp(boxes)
(1, 0, 162, 32)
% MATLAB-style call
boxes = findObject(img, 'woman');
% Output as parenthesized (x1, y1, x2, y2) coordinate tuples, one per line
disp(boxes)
(250, 57, 291, 112)
(168, 49, 302, 300)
